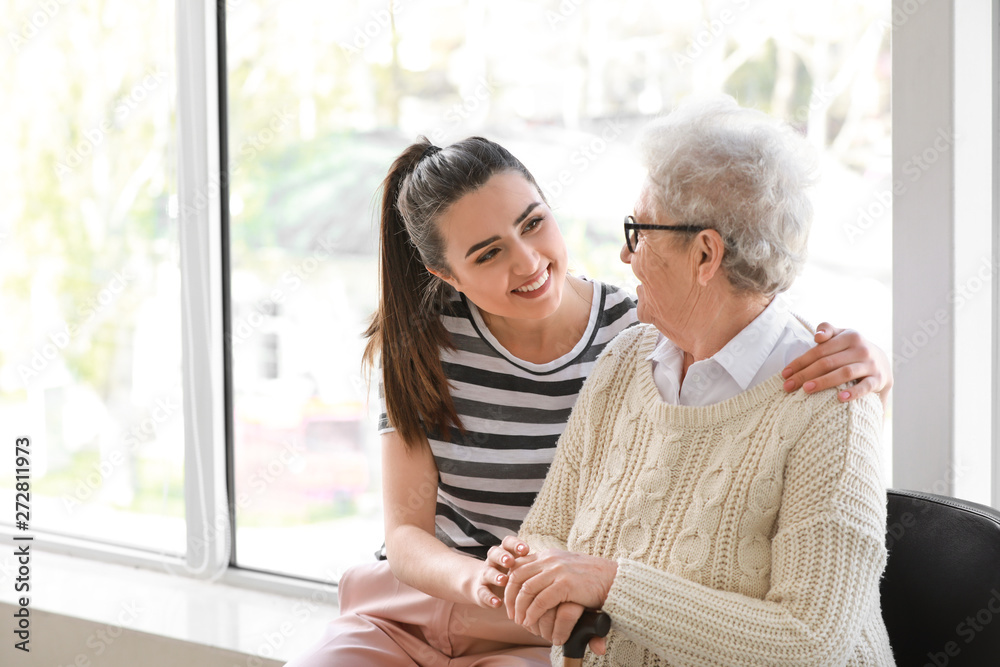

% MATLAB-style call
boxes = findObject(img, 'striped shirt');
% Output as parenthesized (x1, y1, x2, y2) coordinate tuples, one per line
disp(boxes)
(379, 279, 638, 559)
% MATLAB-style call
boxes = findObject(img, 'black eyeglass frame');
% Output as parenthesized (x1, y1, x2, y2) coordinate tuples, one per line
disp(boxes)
(623, 215, 712, 253)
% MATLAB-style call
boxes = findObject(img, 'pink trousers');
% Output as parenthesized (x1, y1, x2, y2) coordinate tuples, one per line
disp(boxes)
(283, 560, 552, 667)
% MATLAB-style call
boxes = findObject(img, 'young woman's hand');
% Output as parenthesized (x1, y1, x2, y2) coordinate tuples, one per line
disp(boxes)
(782, 323, 892, 409)
(477, 536, 530, 609)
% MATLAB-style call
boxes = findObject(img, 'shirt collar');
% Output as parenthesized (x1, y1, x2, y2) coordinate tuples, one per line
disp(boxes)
(712, 295, 793, 390)
(646, 332, 684, 365)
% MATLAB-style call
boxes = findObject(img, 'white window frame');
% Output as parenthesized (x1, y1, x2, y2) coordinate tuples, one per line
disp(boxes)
(891, 0, 999, 508)
(994, 0, 1000, 510)
(174, 0, 335, 598)
(177, 0, 229, 582)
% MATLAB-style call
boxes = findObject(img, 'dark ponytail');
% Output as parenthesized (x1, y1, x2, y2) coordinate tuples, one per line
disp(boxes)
(363, 136, 544, 450)
(363, 140, 456, 449)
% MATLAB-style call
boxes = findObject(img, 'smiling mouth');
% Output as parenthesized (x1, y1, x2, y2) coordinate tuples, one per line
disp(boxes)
(513, 268, 550, 293)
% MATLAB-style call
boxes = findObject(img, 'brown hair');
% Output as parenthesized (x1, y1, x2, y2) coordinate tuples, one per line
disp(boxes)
(363, 136, 544, 450)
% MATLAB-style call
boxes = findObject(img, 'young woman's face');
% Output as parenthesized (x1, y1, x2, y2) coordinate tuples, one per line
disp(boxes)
(431, 171, 569, 321)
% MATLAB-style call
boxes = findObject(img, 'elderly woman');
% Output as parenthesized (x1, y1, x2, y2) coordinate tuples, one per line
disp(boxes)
(489, 97, 895, 666)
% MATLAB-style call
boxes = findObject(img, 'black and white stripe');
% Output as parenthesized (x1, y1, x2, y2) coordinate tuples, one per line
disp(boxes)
(379, 280, 638, 558)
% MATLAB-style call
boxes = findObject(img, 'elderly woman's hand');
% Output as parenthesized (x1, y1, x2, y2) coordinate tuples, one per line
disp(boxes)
(781, 323, 892, 409)
(525, 602, 609, 655)
(491, 540, 610, 654)
(504, 549, 618, 634)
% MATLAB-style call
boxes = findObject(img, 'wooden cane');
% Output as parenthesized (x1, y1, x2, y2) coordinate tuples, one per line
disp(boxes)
(562, 610, 611, 667)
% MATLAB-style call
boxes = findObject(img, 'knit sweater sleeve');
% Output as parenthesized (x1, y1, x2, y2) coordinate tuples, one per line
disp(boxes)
(602, 393, 888, 666)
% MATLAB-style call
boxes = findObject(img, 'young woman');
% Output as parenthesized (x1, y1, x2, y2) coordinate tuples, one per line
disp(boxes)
(283, 136, 892, 667)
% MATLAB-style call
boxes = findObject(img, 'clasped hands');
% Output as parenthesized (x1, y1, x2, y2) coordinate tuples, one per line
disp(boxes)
(478, 535, 617, 654)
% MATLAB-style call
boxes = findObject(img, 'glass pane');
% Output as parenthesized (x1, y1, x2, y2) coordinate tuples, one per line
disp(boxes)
(0, 1, 184, 554)
(227, 0, 892, 580)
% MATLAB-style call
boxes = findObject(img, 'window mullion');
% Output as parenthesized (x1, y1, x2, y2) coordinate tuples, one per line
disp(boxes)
(992, 0, 1000, 510)
(177, 0, 230, 579)
(891, 0, 957, 496)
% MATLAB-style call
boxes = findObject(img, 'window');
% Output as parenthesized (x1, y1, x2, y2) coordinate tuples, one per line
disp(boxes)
(0, 0, 184, 555)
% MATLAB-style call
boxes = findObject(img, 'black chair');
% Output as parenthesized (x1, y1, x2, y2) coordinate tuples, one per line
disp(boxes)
(881, 489, 1000, 665)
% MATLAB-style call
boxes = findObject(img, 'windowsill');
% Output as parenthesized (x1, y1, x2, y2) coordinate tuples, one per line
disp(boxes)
(0, 548, 340, 664)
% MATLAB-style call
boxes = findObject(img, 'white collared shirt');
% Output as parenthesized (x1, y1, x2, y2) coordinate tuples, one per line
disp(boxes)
(647, 295, 816, 406)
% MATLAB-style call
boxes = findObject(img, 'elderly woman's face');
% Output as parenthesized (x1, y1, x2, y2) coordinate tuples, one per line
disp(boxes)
(620, 188, 703, 339)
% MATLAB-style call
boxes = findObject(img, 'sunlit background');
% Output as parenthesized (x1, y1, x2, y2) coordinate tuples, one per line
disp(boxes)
(1, 0, 893, 582)
(0, 0, 183, 553)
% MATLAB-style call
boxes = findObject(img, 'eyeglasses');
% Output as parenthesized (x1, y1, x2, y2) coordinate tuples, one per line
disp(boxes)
(623, 215, 711, 253)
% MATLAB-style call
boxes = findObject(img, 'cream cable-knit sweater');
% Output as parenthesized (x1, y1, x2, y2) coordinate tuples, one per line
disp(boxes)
(520, 324, 894, 666)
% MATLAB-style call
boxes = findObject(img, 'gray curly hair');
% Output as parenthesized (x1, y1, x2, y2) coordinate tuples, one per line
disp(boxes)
(639, 95, 818, 296)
